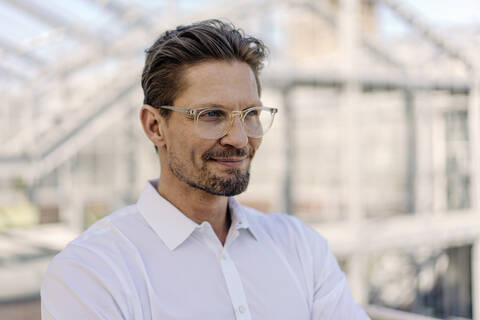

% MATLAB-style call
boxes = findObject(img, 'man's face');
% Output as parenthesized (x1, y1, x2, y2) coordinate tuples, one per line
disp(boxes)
(161, 60, 262, 196)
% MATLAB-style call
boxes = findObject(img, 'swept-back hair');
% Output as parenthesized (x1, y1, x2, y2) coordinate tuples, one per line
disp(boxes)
(141, 19, 268, 118)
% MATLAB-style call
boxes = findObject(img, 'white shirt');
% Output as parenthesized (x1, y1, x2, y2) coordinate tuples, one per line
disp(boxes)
(41, 180, 370, 320)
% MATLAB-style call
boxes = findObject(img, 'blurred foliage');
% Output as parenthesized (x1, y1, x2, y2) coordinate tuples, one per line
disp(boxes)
(0, 201, 38, 230)
(10, 177, 27, 192)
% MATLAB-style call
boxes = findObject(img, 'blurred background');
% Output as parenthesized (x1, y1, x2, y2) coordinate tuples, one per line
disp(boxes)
(0, 0, 479, 319)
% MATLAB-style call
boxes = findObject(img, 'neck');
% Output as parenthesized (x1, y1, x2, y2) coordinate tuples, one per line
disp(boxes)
(156, 174, 231, 245)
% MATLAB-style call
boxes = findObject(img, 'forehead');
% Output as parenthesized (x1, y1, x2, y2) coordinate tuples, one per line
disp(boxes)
(174, 60, 261, 108)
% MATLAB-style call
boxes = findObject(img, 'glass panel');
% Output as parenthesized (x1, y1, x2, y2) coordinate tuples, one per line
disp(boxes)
(197, 108, 228, 122)
(196, 108, 229, 139)
(244, 108, 273, 137)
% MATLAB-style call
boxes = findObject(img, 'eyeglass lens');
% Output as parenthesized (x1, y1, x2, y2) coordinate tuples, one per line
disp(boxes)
(195, 108, 274, 139)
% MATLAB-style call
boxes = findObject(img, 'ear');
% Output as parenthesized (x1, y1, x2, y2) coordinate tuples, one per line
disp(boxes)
(140, 105, 167, 149)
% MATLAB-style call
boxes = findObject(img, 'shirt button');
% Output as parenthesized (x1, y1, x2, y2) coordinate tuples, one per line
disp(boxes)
(221, 253, 227, 260)
(238, 305, 246, 313)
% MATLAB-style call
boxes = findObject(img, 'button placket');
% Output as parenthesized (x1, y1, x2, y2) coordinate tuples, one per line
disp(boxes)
(219, 250, 252, 320)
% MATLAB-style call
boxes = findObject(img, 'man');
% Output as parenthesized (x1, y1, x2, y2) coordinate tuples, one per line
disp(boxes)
(41, 19, 370, 319)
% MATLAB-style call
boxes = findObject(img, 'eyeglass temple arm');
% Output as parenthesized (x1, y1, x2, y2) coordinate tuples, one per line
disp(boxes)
(159, 105, 277, 116)
(157, 105, 196, 116)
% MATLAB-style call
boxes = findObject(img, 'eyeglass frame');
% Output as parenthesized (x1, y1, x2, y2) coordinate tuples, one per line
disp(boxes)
(154, 105, 278, 139)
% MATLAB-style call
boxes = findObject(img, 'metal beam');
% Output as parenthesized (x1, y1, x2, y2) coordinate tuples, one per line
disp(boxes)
(404, 88, 416, 213)
(469, 72, 480, 214)
(0, 64, 28, 81)
(378, 0, 473, 70)
(4, 0, 102, 42)
(339, 0, 367, 305)
(85, 0, 153, 28)
(282, 87, 295, 215)
(13, 0, 270, 101)
(473, 240, 480, 320)
(469, 64, 480, 320)
(0, 37, 44, 65)
(311, 210, 479, 256)
(263, 72, 469, 93)
(0, 80, 138, 179)
(292, 0, 406, 70)
(365, 304, 442, 320)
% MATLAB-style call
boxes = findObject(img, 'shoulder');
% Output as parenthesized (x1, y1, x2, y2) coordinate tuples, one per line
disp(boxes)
(41, 205, 141, 319)
(70, 204, 138, 247)
(47, 204, 142, 273)
(242, 205, 330, 256)
(42, 205, 143, 298)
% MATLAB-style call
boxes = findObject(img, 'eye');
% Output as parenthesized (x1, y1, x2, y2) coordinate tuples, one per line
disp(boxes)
(198, 109, 227, 121)
(245, 108, 260, 118)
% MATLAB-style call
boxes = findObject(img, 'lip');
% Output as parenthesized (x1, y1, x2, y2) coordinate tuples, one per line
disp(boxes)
(210, 158, 247, 168)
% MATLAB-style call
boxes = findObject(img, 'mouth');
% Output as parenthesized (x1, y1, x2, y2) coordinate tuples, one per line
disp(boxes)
(210, 157, 247, 168)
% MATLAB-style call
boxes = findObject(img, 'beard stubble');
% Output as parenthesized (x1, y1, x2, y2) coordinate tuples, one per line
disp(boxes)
(168, 145, 253, 196)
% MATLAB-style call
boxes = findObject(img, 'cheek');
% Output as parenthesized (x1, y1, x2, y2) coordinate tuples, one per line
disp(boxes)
(190, 147, 197, 164)
(250, 137, 262, 154)
(190, 141, 214, 165)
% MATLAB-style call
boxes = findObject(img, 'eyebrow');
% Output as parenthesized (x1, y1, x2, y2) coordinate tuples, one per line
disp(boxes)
(191, 102, 263, 110)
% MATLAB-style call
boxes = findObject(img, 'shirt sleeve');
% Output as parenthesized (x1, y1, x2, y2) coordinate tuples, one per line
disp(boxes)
(41, 244, 130, 320)
(303, 225, 370, 320)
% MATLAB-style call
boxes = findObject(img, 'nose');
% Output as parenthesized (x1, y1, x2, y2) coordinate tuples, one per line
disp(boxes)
(220, 115, 248, 148)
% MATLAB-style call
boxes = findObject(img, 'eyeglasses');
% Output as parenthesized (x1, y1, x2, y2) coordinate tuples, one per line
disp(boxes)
(156, 105, 278, 139)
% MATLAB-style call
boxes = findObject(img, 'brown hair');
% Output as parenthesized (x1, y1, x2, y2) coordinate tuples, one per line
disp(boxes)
(141, 19, 268, 118)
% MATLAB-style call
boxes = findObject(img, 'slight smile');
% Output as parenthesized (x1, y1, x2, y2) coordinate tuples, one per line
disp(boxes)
(211, 158, 247, 168)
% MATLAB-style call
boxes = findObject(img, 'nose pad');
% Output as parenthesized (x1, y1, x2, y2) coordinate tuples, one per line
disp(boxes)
(221, 113, 248, 147)
(230, 112, 244, 128)
(223, 112, 244, 134)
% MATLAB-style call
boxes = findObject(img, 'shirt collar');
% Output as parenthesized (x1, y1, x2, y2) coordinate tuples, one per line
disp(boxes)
(137, 180, 198, 251)
(137, 179, 258, 251)
(228, 197, 258, 241)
